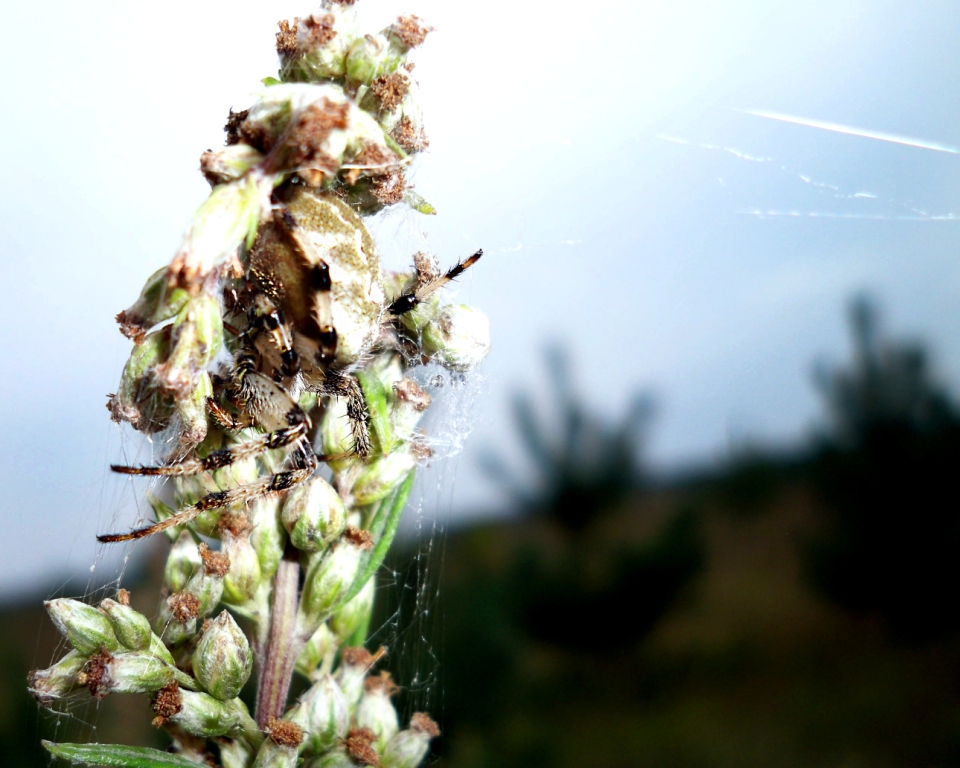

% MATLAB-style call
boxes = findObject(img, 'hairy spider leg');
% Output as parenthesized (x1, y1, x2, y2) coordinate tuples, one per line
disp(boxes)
(387, 249, 483, 316)
(311, 368, 372, 460)
(98, 439, 319, 543)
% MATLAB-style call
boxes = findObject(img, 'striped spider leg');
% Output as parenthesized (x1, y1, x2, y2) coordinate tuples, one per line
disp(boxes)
(98, 356, 325, 543)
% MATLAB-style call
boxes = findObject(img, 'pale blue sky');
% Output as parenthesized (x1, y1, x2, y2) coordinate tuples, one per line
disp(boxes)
(2, 0, 958, 595)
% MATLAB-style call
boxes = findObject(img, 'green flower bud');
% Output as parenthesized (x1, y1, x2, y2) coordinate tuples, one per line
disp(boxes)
(355, 672, 399, 749)
(335, 647, 381, 710)
(282, 476, 347, 552)
(99, 598, 152, 651)
(80, 648, 185, 699)
(296, 623, 337, 679)
(107, 326, 176, 433)
(218, 737, 254, 768)
(175, 371, 214, 446)
(169, 689, 247, 738)
(300, 529, 372, 627)
(192, 611, 253, 701)
(329, 576, 374, 645)
(248, 496, 285, 579)
(290, 674, 349, 754)
(351, 447, 417, 506)
(28, 651, 85, 707)
(388, 378, 431, 448)
(45, 599, 119, 655)
(382, 714, 440, 768)
(221, 529, 263, 606)
(155, 294, 224, 399)
(421, 304, 490, 372)
(278, 6, 359, 82)
(200, 143, 265, 186)
(345, 34, 401, 86)
(165, 530, 203, 593)
(115, 266, 190, 343)
(183, 544, 229, 617)
(253, 741, 299, 768)
(168, 173, 269, 293)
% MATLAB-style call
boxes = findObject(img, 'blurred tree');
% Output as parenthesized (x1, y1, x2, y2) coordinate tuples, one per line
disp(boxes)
(807, 295, 960, 640)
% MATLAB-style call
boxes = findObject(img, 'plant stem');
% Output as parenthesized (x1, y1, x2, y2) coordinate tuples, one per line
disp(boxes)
(255, 542, 301, 728)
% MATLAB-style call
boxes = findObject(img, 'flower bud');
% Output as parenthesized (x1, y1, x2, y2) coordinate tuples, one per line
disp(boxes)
(168, 689, 247, 738)
(175, 371, 214, 446)
(217, 737, 254, 768)
(290, 674, 349, 754)
(422, 304, 490, 371)
(115, 266, 190, 343)
(388, 378, 431, 447)
(79, 648, 186, 699)
(45, 599, 119, 655)
(282, 476, 347, 552)
(329, 576, 374, 645)
(107, 326, 176, 433)
(155, 294, 224, 399)
(99, 598, 151, 651)
(345, 34, 401, 86)
(296, 622, 337, 679)
(302, 749, 356, 768)
(300, 529, 372, 627)
(355, 672, 400, 749)
(221, 529, 263, 606)
(28, 651, 85, 707)
(184, 543, 229, 617)
(200, 143, 264, 186)
(253, 741, 299, 768)
(351, 447, 417, 506)
(165, 531, 203, 593)
(248, 496, 285, 579)
(192, 611, 252, 701)
(278, 6, 359, 82)
(335, 647, 383, 710)
(168, 173, 269, 293)
(382, 713, 440, 768)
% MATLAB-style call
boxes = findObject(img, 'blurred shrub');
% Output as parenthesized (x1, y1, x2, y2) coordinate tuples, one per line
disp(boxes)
(807, 296, 960, 640)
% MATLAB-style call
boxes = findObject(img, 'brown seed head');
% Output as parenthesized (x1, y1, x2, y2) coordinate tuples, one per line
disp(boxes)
(199, 543, 230, 577)
(370, 73, 410, 113)
(168, 591, 202, 623)
(217, 512, 252, 538)
(371, 171, 407, 206)
(301, 14, 337, 47)
(344, 727, 381, 767)
(276, 19, 299, 56)
(342, 527, 374, 550)
(392, 15, 433, 48)
(268, 717, 305, 748)
(390, 117, 429, 154)
(224, 109, 249, 147)
(81, 647, 112, 700)
(410, 712, 440, 737)
(393, 379, 431, 411)
(363, 670, 399, 697)
(116, 589, 131, 606)
(151, 681, 183, 726)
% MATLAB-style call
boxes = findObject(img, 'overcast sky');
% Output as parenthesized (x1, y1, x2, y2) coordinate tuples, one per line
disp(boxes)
(2, 0, 959, 596)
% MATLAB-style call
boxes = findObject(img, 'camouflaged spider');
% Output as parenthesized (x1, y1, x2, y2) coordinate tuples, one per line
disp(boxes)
(98, 183, 480, 543)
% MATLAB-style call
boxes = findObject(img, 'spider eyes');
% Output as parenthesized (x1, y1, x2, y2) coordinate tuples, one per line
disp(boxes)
(310, 264, 332, 291)
(389, 295, 419, 315)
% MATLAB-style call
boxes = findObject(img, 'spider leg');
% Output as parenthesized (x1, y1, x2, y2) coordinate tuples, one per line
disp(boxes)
(313, 369, 372, 459)
(99, 440, 318, 543)
(388, 249, 482, 316)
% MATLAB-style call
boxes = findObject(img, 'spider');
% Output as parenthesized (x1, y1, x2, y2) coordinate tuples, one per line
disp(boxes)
(98, 182, 480, 544)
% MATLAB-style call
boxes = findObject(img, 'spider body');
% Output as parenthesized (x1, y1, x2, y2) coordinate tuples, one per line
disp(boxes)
(99, 183, 482, 543)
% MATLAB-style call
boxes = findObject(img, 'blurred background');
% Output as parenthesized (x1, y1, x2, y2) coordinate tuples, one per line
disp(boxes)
(2, 0, 960, 765)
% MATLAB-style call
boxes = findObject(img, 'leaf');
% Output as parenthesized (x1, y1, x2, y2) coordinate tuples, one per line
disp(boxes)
(261, 76, 282, 86)
(43, 741, 202, 768)
(340, 471, 415, 606)
(403, 190, 437, 215)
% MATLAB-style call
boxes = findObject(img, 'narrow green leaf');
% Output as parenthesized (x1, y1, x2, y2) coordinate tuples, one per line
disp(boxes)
(403, 190, 437, 215)
(340, 471, 415, 606)
(43, 741, 202, 768)
(261, 76, 282, 86)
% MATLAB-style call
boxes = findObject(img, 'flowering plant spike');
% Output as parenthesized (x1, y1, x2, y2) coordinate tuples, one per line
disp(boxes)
(31, 3, 489, 765)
